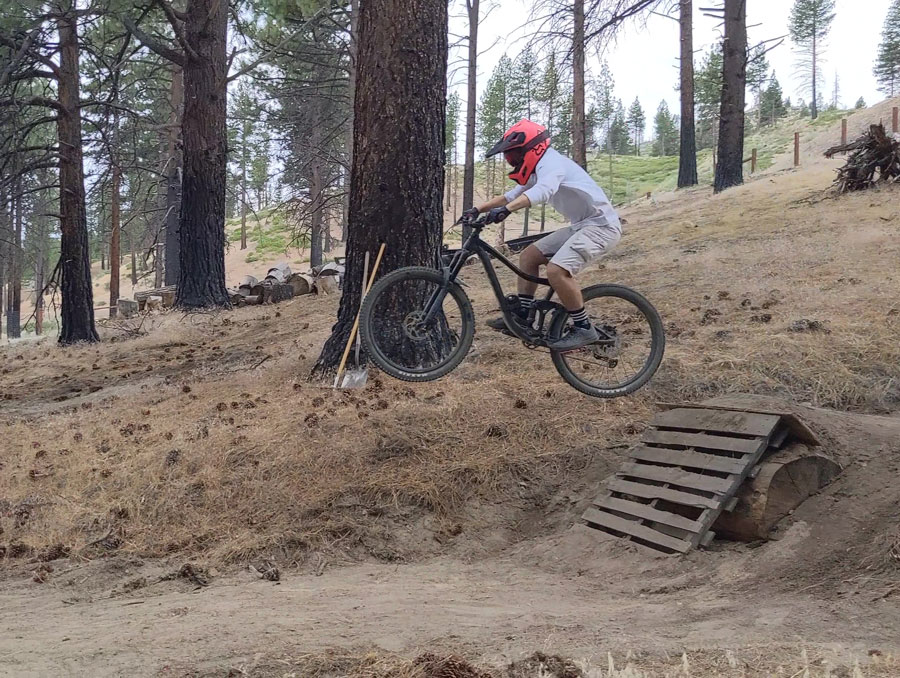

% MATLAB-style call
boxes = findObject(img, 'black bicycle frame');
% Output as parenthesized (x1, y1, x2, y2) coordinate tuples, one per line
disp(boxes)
(423, 223, 560, 344)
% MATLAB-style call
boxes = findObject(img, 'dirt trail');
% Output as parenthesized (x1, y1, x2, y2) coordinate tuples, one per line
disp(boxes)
(1, 539, 897, 677)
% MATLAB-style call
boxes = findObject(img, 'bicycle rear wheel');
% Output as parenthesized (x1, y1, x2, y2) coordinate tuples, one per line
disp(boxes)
(549, 284, 665, 398)
(359, 266, 475, 382)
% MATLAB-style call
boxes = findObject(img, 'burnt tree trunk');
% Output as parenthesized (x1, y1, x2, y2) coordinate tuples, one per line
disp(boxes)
(313, 0, 448, 373)
(164, 66, 183, 286)
(6, 178, 22, 339)
(240, 113, 249, 250)
(713, 0, 747, 194)
(677, 0, 698, 187)
(175, 0, 229, 309)
(57, 5, 98, 344)
(462, 0, 479, 239)
(35, 211, 48, 335)
(342, 0, 359, 242)
(309, 149, 324, 269)
(572, 0, 587, 169)
(109, 150, 121, 318)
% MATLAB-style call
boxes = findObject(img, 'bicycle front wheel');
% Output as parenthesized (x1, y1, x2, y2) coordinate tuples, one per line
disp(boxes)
(359, 266, 475, 382)
(549, 284, 665, 398)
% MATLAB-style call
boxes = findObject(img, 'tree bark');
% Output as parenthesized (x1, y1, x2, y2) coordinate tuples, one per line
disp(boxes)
(677, 0, 698, 187)
(109, 153, 121, 319)
(314, 0, 448, 372)
(462, 0, 479, 239)
(175, 0, 230, 309)
(240, 115, 249, 250)
(713, 0, 747, 194)
(6, 177, 22, 339)
(35, 210, 47, 335)
(810, 26, 818, 120)
(572, 0, 587, 169)
(164, 66, 183, 287)
(342, 0, 359, 243)
(309, 147, 324, 269)
(56, 4, 98, 344)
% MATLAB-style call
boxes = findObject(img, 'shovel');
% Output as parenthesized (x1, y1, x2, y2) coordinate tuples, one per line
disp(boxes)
(334, 244, 386, 389)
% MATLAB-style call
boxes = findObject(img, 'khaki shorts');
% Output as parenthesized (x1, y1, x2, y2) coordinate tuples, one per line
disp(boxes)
(534, 219, 622, 275)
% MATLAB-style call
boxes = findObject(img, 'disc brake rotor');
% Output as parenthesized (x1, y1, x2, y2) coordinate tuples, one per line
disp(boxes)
(402, 311, 428, 341)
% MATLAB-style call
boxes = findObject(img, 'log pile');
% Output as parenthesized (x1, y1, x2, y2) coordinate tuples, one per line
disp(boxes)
(120, 260, 346, 316)
(825, 124, 900, 193)
(227, 260, 345, 307)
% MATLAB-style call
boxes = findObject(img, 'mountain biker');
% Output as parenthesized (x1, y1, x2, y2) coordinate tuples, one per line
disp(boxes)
(462, 119, 622, 351)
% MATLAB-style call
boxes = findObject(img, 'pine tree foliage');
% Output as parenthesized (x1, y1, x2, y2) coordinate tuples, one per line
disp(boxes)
(651, 101, 679, 156)
(788, 0, 837, 120)
(875, 0, 900, 97)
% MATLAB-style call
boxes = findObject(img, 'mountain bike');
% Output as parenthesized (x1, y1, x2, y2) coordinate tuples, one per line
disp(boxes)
(358, 214, 665, 398)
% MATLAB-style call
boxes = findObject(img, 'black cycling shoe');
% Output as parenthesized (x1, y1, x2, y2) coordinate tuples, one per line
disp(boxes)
(486, 313, 532, 333)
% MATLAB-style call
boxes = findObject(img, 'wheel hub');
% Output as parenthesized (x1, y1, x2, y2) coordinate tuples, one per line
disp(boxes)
(402, 311, 429, 341)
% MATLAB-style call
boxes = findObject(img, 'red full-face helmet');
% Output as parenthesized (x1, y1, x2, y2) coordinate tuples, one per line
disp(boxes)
(485, 119, 551, 186)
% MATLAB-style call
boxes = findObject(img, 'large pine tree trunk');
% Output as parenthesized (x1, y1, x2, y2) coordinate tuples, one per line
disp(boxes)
(314, 0, 448, 373)
(175, 0, 229, 309)
(572, 0, 587, 169)
(713, 0, 747, 194)
(462, 0, 479, 239)
(109, 152, 121, 318)
(309, 152, 324, 269)
(342, 0, 359, 242)
(810, 27, 818, 120)
(164, 66, 183, 287)
(6, 178, 22, 339)
(56, 5, 98, 344)
(240, 118, 249, 250)
(677, 0, 698, 187)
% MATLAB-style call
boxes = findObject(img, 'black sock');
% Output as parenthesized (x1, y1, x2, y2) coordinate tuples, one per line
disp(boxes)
(517, 294, 534, 317)
(569, 307, 591, 329)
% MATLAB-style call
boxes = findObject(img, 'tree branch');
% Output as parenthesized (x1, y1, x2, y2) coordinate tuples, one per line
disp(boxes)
(122, 14, 186, 66)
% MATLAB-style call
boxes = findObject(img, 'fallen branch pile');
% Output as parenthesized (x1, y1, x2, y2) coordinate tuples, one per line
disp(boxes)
(825, 124, 900, 193)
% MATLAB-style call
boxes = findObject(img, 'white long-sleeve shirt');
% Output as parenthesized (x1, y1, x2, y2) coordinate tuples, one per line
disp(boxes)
(504, 147, 620, 230)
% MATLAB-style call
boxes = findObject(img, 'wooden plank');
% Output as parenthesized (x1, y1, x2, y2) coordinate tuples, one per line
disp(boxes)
(655, 403, 820, 446)
(607, 479, 721, 510)
(629, 446, 747, 474)
(618, 462, 733, 494)
(653, 408, 780, 437)
(582, 507, 691, 553)
(595, 495, 704, 534)
(641, 429, 763, 454)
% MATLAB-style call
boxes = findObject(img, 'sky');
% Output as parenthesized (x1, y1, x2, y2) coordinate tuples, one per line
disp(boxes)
(448, 0, 894, 142)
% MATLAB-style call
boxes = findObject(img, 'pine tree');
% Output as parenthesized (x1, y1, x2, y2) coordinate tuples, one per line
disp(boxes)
(875, 0, 900, 97)
(789, 0, 837, 120)
(695, 44, 723, 150)
(746, 44, 772, 125)
(626, 97, 645, 156)
(759, 73, 788, 125)
(606, 100, 632, 155)
(652, 101, 679, 156)
(855, 96, 867, 109)
(445, 90, 461, 212)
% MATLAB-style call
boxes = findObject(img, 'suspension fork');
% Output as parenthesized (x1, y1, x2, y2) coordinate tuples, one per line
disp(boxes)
(421, 235, 478, 325)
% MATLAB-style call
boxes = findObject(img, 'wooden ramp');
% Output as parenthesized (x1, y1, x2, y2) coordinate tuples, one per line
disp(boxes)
(582, 405, 820, 554)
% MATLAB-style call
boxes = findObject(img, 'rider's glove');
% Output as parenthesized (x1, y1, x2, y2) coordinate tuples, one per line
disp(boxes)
(461, 206, 480, 223)
(486, 206, 511, 224)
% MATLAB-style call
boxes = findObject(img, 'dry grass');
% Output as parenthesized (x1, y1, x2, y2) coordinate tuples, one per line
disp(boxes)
(2, 161, 900, 567)
(204, 647, 900, 678)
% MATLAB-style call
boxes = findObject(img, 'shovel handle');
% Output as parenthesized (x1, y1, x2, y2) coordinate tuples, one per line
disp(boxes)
(334, 244, 386, 385)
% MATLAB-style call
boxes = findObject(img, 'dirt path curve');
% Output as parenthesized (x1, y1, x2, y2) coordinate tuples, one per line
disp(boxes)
(1, 542, 896, 677)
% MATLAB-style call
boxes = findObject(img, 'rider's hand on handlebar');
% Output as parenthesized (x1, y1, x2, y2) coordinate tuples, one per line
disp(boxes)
(459, 206, 480, 224)
(485, 206, 510, 225)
